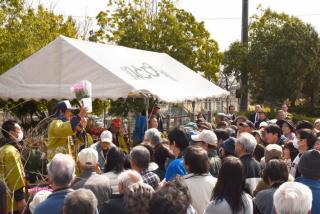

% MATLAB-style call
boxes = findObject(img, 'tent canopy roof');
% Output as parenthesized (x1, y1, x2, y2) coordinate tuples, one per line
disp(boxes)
(0, 36, 229, 102)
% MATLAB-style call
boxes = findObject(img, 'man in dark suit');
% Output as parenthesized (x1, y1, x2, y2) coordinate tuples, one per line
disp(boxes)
(249, 104, 262, 125)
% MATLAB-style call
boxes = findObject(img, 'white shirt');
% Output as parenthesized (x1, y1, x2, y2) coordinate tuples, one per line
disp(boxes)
(184, 173, 217, 214)
(103, 171, 121, 194)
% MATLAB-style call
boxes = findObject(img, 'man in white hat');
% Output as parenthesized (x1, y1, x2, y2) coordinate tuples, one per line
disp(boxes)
(47, 100, 87, 160)
(90, 130, 116, 171)
(72, 148, 112, 210)
(191, 130, 221, 177)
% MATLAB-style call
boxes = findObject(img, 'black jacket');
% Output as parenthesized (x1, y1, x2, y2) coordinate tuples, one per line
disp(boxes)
(100, 194, 128, 214)
(240, 154, 261, 178)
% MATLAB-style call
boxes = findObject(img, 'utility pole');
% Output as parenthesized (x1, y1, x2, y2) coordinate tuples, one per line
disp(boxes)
(240, 0, 249, 112)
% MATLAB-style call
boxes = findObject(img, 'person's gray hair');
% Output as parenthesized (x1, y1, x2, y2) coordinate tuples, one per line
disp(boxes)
(47, 153, 75, 186)
(273, 182, 312, 214)
(64, 188, 98, 214)
(130, 146, 150, 170)
(237, 132, 257, 154)
(144, 128, 162, 146)
(118, 170, 143, 189)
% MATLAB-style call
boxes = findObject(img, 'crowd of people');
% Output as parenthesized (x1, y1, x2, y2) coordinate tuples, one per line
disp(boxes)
(1, 101, 320, 214)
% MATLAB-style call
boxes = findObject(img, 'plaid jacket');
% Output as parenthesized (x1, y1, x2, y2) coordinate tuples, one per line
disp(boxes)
(140, 169, 160, 190)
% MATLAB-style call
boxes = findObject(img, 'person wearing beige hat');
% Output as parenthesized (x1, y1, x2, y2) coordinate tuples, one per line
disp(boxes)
(72, 148, 112, 210)
(191, 130, 221, 177)
(90, 130, 116, 171)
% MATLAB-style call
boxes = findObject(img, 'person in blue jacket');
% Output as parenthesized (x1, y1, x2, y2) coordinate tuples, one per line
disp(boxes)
(165, 127, 189, 181)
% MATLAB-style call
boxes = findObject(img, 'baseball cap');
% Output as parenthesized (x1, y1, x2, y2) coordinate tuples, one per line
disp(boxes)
(100, 130, 113, 143)
(112, 119, 121, 128)
(184, 122, 198, 130)
(221, 137, 236, 155)
(56, 100, 76, 111)
(191, 130, 217, 146)
(265, 144, 282, 162)
(259, 121, 268, 129)
(240, 120, 255, 129)
(78, 148, 98, 166)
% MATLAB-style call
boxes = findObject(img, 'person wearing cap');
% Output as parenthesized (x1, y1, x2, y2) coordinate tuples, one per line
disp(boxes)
(279, 120, 298, 148)
(219, 137, 236, 159)
(296, 150, 320, 214)
(259, 121, 268, 130)
(90, 130, 116, 171)
(238, 120, 255, 135)
(253, 144, 286, 196)
(109, 119, 129, 153)
(191, 130, 221, 177)
(47, 100, 87, 160)
(72, 148, 112, 210)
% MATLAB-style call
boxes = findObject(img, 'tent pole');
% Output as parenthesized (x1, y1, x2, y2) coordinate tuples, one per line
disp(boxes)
(103, 100, 106, 128)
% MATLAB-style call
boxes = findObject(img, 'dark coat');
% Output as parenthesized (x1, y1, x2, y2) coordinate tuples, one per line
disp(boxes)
(100, 194, 128, 214)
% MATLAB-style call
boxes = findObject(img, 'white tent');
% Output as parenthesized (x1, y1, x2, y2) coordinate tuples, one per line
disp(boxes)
(0, 36, 229, 102)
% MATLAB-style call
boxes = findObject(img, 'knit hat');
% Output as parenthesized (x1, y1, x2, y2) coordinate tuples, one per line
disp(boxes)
(78, 148, 99, 166)
(265, 144, 282, 162)
(298, 150, 320, 180)
(221, 137, 236, 155)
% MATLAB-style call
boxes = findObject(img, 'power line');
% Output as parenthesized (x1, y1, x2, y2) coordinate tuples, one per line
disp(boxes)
(200, 13, 320, 21)
(61, 12, 320, 22)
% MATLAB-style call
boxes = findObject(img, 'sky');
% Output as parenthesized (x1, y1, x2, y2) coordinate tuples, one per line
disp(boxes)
(30, 0, 320, 51)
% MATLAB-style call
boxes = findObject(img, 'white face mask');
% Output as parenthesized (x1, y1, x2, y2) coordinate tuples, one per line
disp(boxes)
(292, 138, 298, 149)
(16, 131, 24, 142)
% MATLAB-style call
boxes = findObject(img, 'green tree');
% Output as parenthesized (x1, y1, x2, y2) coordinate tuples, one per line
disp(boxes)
(0, 3, 77, 74)
(222, 41, 248, 91)
(90, 0, 222, 81)
(301, 40, 320, 107)
(90, 0, 222, 114)
(0, 1, 78, 128)
(248, 9, 319, 106)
